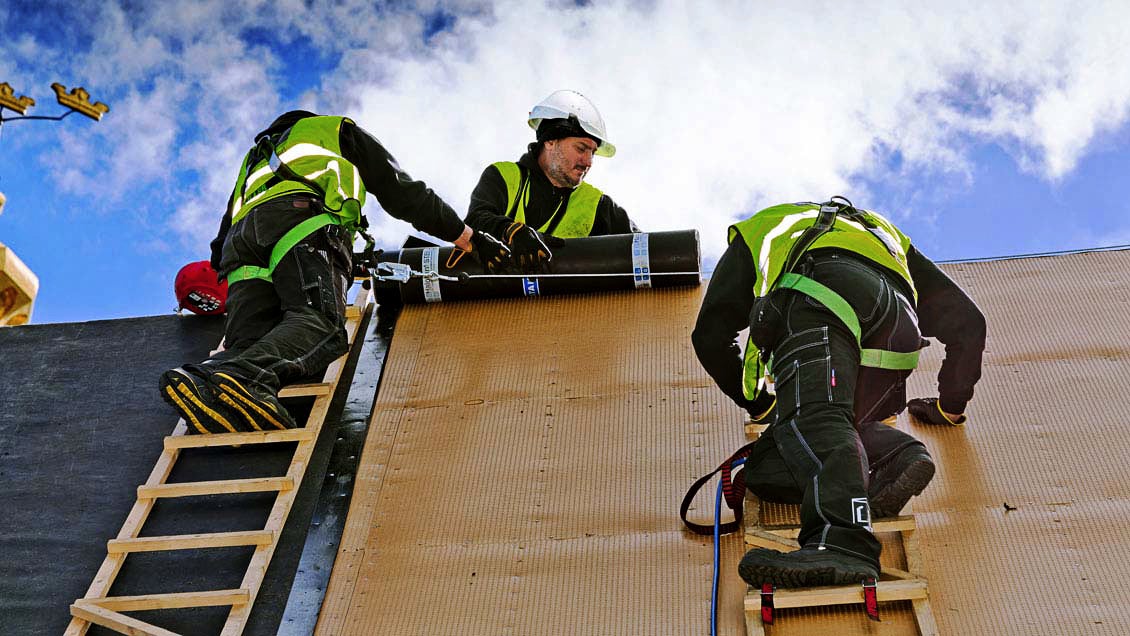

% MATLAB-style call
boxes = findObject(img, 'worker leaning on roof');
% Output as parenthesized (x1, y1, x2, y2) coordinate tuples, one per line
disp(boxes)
(465, 90, 638, 272)
(692, 197, 986, 588)
(159, 111, 509, 434)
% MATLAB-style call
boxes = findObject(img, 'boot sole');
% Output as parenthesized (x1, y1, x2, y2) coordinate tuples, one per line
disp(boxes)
(211, 372, 295, 430)
(159, 368, 238, 434)
(738, 549, 877, 588)
(870, 456, 935, 518)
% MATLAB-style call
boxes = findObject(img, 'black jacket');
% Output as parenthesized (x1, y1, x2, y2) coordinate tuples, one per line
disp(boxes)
(692, 238, 986, 416)
(211, 116, 465, 270)
(465, 144, 637, 239)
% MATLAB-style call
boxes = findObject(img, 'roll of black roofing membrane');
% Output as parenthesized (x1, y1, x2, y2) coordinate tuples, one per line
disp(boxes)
(373, 230, 701, 305)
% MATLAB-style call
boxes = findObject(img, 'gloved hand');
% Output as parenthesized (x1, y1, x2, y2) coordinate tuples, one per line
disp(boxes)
(504, 222, 556, 273)
(470, 230, 511, 273)
(745, 396, 776, 424)
(907, 397, 967, 426)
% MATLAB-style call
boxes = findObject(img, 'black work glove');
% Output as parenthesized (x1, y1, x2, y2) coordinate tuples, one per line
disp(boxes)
(470, 230, 510, 273)
(745, 396, 776, 424)
(907, 397, 967, 426)
(504, 222, 556, 273)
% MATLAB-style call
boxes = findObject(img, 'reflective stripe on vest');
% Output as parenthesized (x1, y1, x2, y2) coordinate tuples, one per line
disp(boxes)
(729, 203, 915, 299)
(493, 161, 602, 238)
(229, 116, 365, 228)
(731, 203, 919, 401)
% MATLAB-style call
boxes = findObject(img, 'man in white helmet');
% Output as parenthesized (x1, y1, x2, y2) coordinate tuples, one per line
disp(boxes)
(466, 90, 637, 271)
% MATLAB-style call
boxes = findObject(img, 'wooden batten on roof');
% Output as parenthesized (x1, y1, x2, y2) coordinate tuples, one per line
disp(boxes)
(0, 241, 38, 326)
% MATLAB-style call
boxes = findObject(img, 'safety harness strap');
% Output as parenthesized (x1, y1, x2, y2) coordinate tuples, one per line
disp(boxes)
(778, 272, 861, 340)
(227, 213, 339, 285)
(863, 577, 880, 621)
(776, 272, 919, 371)
(860, 348, 920, 370)
(760, 584, 775, 624)
(680, 440, 758, 535)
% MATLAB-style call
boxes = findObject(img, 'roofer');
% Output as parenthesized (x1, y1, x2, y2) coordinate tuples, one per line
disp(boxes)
(465, 90, 637, 271)
(160, 111, 509, 434)
(692, 197, 985, 588)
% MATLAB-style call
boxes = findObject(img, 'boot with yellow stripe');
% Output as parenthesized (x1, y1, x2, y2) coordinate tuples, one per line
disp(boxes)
(209, 371, 297, 431)
(159, 367, 243, 434)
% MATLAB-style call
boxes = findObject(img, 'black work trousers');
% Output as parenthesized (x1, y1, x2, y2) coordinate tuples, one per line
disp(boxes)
(745, 250, 924, 568)
(206, 195, 352, 393)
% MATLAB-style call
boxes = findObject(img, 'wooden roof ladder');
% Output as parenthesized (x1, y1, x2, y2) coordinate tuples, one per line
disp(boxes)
(742, 421, 940, 636)
(64, 285, 372, 636)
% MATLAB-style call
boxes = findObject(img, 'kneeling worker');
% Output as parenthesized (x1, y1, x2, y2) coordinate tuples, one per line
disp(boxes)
(692, 197, 985, 587)
(161, 110, 508, 434)
(465, 89, 637, 271)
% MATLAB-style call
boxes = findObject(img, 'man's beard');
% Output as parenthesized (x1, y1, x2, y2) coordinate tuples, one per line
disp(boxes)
(547, 151, 585, 187)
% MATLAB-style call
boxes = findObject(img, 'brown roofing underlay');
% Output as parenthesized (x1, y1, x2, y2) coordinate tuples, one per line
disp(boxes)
(314, 249, 1130, 635)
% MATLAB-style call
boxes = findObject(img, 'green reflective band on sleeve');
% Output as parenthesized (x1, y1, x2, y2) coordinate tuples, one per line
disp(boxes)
(775, 272, 919, 371)
(860, 348, 920, 370)
(227, 213, 340, 285)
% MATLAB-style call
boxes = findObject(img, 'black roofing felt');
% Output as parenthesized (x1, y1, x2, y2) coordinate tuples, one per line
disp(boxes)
(0, 310, 374, 635)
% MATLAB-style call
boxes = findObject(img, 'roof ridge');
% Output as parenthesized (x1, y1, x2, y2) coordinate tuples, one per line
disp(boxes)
(938, 243, 1130, 264)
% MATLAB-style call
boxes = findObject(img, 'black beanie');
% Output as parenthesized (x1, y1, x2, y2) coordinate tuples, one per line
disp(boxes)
(257, 110, 319, 141)
(535, 116, 600, 146)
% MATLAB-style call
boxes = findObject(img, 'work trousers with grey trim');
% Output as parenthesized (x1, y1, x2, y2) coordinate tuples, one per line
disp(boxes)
(746, 250, 925, 568)
(205, 195, 352, 394)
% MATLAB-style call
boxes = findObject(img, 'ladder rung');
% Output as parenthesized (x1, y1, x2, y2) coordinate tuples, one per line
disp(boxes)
(70, 602, 179, 636)
(754, 515, 918, 541)
(743, 578, 928, 611)
(165, 427, 314, 449)
(107, 530, 273, 554)
(77, 588, 250, 611)
(138, 476, 293, 499)
(66, 291, 368, 636)
(279, 382, 333, 398)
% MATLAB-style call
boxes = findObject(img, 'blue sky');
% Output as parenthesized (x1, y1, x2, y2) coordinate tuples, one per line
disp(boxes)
(2, 0, 1129, 324)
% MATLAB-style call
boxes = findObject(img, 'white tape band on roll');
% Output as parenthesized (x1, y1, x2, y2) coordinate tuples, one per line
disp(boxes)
(631, 233, 652, 289)
(421, 247, 442, 303)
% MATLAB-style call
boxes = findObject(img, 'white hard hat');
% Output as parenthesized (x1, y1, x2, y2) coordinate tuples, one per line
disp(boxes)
(528, 89, 616, 158)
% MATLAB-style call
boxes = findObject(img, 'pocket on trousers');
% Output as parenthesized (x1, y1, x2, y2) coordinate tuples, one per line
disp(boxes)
(772, 327, 834, 417)
(302, 271, 348, 323)
(775, 357, 834, 407)
(749, 289, 789, 353)
(773, 326, 829, 365)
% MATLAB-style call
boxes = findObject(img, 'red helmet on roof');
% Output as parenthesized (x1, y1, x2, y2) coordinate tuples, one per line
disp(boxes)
(175, 261, 227, 315)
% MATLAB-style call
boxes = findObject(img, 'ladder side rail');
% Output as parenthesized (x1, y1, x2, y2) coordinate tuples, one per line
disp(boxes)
(220, 389, 336, 633)
(65, 287, 371, 636)
(65, 422, 190, 635)
(222, 289, 370, 634)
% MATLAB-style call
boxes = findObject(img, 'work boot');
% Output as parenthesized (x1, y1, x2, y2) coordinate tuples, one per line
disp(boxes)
(209, 371, 297, 431)
(738, 546, 878, 588)
(159, 367, 240, 434)
(869, 445, 935, 518)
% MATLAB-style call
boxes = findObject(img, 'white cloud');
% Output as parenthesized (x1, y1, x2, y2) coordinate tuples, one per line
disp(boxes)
(321, 0, 1130, 257)
(12, 0, 1130, 262)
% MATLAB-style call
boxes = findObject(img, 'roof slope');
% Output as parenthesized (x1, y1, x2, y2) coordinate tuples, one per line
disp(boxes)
(314, 248, 1130, 635)
(903, 249, 1130, 635)
(0, 313, 365, 635)
(314, 286, 751, 634)
(2, 248, 1127, 635)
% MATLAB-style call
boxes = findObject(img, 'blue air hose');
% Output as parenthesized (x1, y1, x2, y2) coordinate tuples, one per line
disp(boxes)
(711, 457, 745, 636)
